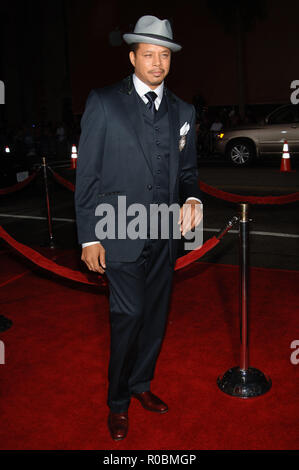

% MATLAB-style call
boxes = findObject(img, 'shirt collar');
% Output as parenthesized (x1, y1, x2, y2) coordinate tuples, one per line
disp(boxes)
(132, 73, 164, 103)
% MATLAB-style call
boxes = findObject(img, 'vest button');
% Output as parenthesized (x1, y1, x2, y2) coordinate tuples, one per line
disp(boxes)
(156, 141, 160, 145)
(156, 169, 161, 174)
(156, 154, 161, 159)
(147, 184, 152, 190)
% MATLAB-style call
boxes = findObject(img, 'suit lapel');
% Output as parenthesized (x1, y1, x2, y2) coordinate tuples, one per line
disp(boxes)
(118, 76, 153, 175)
(165, 88, 180, 194)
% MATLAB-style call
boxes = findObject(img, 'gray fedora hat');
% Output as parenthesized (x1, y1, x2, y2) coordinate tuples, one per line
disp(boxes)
(123, 15, 182, 52)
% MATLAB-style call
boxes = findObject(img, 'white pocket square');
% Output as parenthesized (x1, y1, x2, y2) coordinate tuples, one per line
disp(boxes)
(180, 122, 190, 136)
(179, 122, 190, 151)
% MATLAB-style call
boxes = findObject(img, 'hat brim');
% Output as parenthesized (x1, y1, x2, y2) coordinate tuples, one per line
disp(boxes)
(122, 32, 182, 52)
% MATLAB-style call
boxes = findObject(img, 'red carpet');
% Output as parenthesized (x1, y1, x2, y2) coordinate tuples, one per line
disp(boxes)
(0, 247, 298, 450)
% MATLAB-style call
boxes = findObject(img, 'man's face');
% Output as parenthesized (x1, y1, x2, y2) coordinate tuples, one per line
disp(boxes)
(129, 43, 171, 89)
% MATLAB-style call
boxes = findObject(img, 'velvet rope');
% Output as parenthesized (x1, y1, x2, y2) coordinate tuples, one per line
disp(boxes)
(199, 180, 299, 205)
(48, 167, 75, 192)
(174, 236, 219, 270)
(0, 226, 104, 287)
(0, 226, 219, 287)
(0, 170, 40, 195)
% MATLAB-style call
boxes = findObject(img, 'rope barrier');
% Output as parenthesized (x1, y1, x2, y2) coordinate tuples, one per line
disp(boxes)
(173, 215, 239, 270)
(199, 180, 299, 205)
(0, 169, 40, 196)
(174, 235, 219, 270)
(0, 226, 104, 287)
(48, 167, 75, 192)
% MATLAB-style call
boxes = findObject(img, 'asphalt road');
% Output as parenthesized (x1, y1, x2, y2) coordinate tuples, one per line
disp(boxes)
(0, 155, 298, 271)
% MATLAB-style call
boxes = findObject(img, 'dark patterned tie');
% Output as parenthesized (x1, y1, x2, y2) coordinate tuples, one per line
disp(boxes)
(145, 91, 158, 115)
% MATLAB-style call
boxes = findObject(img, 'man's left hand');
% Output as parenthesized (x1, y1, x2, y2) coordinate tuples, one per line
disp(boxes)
(178, 199, 203, 237)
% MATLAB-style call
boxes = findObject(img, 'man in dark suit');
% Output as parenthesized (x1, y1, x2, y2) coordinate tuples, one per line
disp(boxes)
(75, 15, 203, 440)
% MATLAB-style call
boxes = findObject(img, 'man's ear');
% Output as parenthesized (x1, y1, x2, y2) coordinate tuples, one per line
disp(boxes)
(129, 51, 136, 67)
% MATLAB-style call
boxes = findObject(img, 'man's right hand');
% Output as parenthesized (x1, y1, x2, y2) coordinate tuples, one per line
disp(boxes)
(81, 244, 106, 274)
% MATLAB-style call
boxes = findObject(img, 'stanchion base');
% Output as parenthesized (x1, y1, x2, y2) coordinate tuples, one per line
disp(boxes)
(217, 366, 272, 398)
(0, 315, 13, 332)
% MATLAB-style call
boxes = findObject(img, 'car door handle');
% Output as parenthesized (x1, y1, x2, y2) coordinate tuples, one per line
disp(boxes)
(291, 125, 297, 128)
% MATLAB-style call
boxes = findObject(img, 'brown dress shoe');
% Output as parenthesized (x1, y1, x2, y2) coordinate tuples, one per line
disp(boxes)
(108, 411, 128, 440)
(131, 391, 168, 413)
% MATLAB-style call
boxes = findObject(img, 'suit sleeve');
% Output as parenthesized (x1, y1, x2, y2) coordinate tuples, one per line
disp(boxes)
(178, 105, 202, 203)
(74, 89, 106, 244)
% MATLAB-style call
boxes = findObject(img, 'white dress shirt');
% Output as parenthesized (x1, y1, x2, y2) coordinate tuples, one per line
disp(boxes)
(132, 73, 164, 110)
(82, 74, 201, 248)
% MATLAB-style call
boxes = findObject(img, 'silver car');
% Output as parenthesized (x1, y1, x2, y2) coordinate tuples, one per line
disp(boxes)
(214, 104, 299, 166)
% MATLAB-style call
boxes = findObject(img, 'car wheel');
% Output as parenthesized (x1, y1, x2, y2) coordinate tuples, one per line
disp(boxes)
(227, 140, 255, 166)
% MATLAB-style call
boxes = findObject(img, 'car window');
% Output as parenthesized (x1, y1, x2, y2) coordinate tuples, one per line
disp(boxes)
(268, 106, 298, 124)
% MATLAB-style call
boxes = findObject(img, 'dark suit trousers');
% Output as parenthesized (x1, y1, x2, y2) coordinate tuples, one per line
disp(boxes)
(105, 237, 175, 413)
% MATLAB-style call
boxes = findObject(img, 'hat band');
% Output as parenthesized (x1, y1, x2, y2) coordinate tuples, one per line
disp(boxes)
(130, 32, 181, 46)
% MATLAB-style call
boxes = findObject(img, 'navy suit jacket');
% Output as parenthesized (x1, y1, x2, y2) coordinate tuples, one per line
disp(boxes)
(74, 75, 202, 263)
